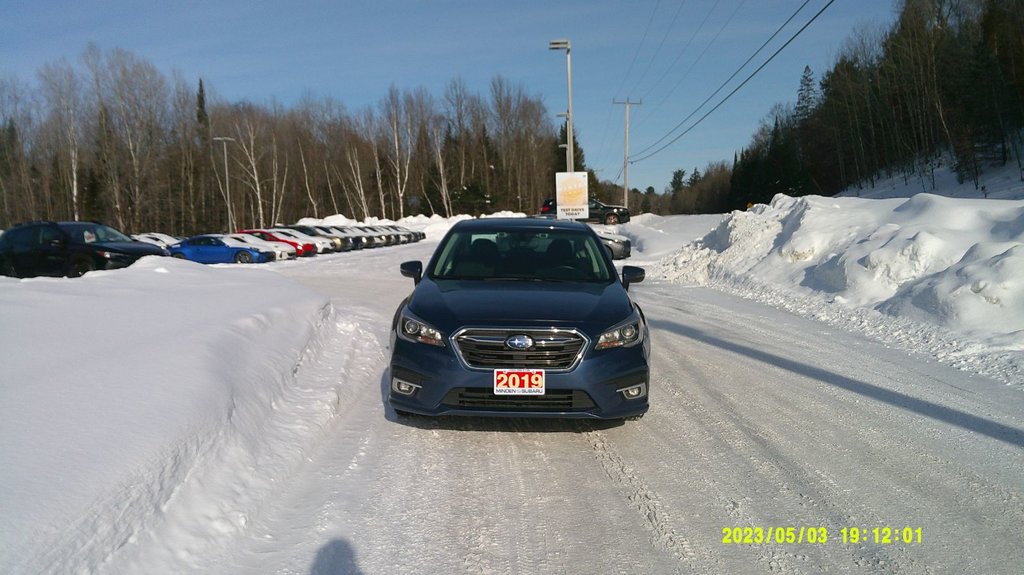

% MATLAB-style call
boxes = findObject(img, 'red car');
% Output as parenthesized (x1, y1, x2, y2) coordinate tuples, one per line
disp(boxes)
(237, 229, 316, 257)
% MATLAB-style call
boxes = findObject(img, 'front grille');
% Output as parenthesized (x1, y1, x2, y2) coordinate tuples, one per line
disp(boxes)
(453, 328, 588, 370)
(442, 388, 595, 411)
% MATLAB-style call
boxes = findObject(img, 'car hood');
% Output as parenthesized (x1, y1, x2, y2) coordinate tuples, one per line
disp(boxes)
(593, 229, 629, 242)
(407, 278, 635, 333)
(92, 241, 167, 256)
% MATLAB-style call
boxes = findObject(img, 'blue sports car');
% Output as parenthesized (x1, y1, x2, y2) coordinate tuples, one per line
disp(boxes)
(169, 234, 275, 264)
(389, 218, 650, 421)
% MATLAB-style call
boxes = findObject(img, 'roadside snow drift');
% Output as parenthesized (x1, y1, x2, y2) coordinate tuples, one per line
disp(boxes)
(657, 193, 1024, 358)
(0, 257, 348, 573)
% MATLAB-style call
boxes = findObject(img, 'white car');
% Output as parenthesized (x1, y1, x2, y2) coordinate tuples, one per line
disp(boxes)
(226, 233, 296, 260)
(591, 227, 632, 260)
(133, 232, 182, 248)
(269, 228, 334, 254)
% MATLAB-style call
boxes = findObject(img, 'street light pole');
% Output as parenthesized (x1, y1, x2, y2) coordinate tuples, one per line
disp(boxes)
(549, 39, 573, 173)
(213, 136, 235, 231)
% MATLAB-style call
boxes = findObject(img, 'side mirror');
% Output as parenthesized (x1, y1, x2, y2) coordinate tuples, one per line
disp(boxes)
(400, 260, 423, 285)
(621, 265, 645, 290)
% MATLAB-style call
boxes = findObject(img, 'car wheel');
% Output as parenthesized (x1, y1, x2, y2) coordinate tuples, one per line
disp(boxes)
(68, 256, 95, 278)
(605, 213, 620, 225)
(234, 251, 253, 264)
(171, 253, 186, 259)
(0, 258, 15, 277)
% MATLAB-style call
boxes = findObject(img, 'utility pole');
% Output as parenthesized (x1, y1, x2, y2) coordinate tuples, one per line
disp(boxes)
(613, 98, 641, 209)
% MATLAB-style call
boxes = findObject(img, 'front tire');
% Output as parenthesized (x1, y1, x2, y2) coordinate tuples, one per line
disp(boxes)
(68, 257, 95, 278)
(234, 250, 253, 264)
(0, 258, 16, 277)
(605, 213, 620, 225)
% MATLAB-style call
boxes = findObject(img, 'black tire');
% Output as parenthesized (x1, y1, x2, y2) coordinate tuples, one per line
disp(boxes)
(234, 250, 253, 264)
(67, 257, 95, 278)
(605, 213, 620, 225)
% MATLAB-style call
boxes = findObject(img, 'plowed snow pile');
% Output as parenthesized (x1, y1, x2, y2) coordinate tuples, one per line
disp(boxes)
(655, 193, 1024, 382)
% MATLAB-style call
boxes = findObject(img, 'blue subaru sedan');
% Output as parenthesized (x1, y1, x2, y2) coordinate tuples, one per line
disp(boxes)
(169, 234, 274, 264)
(389, 218, 649, 421)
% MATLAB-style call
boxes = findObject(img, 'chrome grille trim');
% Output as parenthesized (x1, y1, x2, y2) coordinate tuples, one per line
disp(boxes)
(452, 327, 589, 372)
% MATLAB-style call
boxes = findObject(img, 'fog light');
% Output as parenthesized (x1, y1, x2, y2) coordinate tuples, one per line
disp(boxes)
(392, 378, 421, 396)
(618, 383, 647, 399)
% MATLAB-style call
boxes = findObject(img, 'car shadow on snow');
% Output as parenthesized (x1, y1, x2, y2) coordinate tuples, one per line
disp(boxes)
(649, 317, 1024, 449)
(377, 369, 624, 432)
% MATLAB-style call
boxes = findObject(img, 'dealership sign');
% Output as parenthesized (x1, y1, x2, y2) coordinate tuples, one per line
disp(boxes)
(555, 172, 589, 220)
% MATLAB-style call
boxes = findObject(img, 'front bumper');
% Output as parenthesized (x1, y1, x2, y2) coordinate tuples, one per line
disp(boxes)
(389, 336, 649, 420)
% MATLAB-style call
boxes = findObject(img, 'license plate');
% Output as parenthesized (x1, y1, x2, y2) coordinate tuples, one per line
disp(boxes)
(493, 369, 545, 395)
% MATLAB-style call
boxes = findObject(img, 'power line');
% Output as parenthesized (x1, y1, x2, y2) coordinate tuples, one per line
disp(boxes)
(623, 0, 725, 151)
(633, 0, 829, 163)
(639, 0, 742, 107)
(634, 0, 814, 157)
(611, 0, 662, 101)
(628, 0, 690, 99)
(640, 0, 722, 104)
(596, 0, 664, 173)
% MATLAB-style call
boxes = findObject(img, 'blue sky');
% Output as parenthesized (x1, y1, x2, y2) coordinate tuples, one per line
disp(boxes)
(1, 0, 898, 195)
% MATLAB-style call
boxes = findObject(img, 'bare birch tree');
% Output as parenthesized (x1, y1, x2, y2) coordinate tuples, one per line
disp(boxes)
(38, 59, 86, 221)
(381, 87, 413, 219)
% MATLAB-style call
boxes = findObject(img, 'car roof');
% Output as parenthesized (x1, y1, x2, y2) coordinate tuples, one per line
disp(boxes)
(451, 217, 591, 232)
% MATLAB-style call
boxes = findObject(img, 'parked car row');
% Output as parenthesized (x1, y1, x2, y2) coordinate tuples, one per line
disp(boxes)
(149, 224, 424, 265)
(1, 220, 424, 278)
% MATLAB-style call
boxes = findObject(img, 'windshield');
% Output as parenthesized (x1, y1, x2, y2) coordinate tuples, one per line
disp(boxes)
(59, 222, 133, 244)
(430, 228, 613, 283)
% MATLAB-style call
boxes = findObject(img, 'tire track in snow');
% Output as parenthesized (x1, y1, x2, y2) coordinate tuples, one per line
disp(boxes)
(581, 428, 701, 564)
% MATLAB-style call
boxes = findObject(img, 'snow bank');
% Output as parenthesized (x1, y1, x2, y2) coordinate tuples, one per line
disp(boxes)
(656, 193, 1024, 378)
(0, 258, 347, 573)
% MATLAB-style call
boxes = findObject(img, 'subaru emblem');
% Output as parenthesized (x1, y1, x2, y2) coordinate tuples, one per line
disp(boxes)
(505, 335, 534, 350)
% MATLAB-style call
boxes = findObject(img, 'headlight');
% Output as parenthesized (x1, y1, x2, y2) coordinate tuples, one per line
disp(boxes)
(596, 317, 643, 350)
(398, 311, 445, 347)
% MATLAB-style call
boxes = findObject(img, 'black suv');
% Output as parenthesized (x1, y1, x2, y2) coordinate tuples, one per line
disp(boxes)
(0, 221, 168, 278)
(539, 198, 631, 224)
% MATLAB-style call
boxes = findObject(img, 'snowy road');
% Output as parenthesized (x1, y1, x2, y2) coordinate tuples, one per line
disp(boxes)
(202, 241, 1024, 574)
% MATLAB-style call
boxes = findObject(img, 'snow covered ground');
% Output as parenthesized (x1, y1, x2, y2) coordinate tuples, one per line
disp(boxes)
(2, 165, 1023, 573)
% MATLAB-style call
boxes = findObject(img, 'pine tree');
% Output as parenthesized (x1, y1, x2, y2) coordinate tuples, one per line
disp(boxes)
(552, 121, 586, 172)
(795, 65, 818, 122)
(196, 78, 208, 129)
